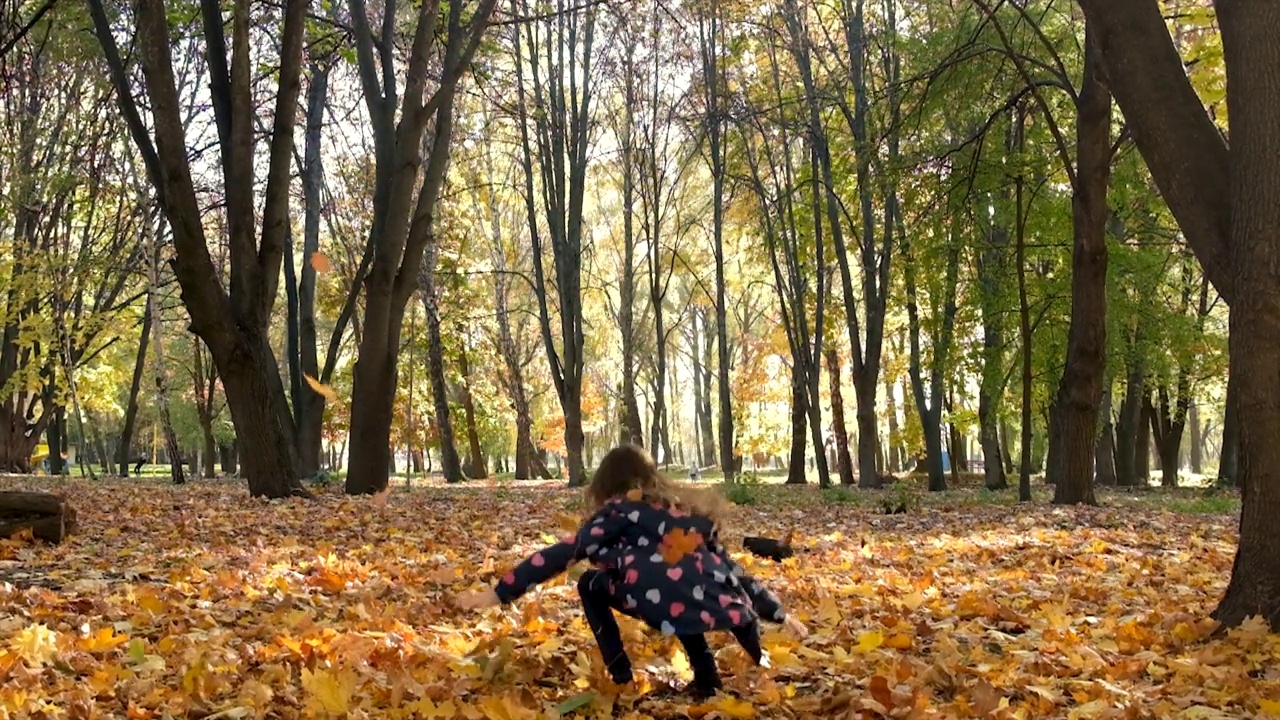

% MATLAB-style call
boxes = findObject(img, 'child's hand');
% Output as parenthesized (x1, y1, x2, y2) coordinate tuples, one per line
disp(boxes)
(783, 615, 809, 640)
(456, 588, 500, 610)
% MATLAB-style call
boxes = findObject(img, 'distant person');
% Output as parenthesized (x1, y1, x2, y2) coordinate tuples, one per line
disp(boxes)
(456, 444, 806, 698)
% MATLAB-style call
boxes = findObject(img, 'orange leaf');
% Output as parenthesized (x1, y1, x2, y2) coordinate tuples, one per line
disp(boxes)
(659, 527, 703, 564)
(304, 374, 338, 401)
(310, 251, 331, 272)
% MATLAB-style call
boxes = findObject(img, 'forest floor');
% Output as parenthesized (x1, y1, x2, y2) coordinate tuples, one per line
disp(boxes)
(0, 475, 1274, 719)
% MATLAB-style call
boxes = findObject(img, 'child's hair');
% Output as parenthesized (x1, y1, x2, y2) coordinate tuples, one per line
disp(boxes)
(587, 444, 727, 521)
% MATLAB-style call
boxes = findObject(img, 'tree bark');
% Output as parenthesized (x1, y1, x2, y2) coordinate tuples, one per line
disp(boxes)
(458, 340, 487, 479)
(787, 362, 807, 485)
(116, 307, 152, 478)
(825, 342, 855, 486)
(1115, 351, 1144, 487)
(1049, 22, 1110, 506)
(1095, 382, 1117, 486)
(421, 251, 463, 483)
(1220, 365, 1240, 486)
(1189, 399, 1203, 475)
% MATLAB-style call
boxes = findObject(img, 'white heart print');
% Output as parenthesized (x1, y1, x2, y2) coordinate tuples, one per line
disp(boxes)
(628, 511, 640, 522)
(646, 588, 662, 603)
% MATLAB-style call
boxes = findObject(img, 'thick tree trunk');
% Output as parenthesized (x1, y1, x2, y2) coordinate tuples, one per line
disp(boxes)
(1115, 357, 1144, 486)
(219, 440, 237, 475)
(1050, 24, 1110, 506)
(117, 306, 152, 478)
(1203, 0, 1280, 628)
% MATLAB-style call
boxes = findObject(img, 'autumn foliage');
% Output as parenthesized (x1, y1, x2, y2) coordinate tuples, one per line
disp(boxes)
(0, 479, 1277, 719)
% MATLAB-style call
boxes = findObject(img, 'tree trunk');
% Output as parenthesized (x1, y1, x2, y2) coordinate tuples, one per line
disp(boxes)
(1095, 382, 1117, 486)
(695, 0, 736, 481)
(1115, 356, 1144, 486)
(884, 369, 902, 473)
(1014, 107, 1032, 502)
(1189, 399, 1203, 475)
(421, 255, 463, 483)
(219, 440, 237, 475)
(458, 341, 487, 479)
(1212, 0, 1280, 624)
(978, 128, 1011, 490)
(1135, 398, 1151, 483)
(1220, 366, 1240, 486)
(825, 342, 855, 486)
(47, 406, 64, 476)
(1049, 23, 1111, 506)
(699, 309, 717, 468)
(787, 362, 807, 484)
(116, 307, 152, 478)
(292, 46, 333, 479)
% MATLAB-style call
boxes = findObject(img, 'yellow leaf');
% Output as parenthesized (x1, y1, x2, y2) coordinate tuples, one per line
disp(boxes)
(854, 630, 884, 653)
(1258, 699, 1280, 717)
(410, 698, 457, 718)
(10, 623, 59, 667)
(301, 667, 356, 716)
(304, 374, 339, 402)
(714, 696, 756, 719)
(478, 695, 535, 720)
(81, 626, 130, 653)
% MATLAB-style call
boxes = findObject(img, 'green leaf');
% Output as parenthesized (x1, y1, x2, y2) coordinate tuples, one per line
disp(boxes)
(127, 638, 146, 664)
(555, 692, 595, 716)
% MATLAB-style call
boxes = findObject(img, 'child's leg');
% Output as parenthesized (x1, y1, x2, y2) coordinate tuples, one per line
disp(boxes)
(676, 633, 722, 697)
(576, 570, 634, 684)
(730, 620, 764, 665)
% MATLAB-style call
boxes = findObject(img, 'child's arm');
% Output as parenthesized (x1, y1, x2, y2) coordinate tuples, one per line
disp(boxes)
(490, 507, 627, 604)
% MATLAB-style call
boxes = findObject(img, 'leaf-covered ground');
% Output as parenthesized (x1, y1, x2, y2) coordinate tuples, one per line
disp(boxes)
(1, 477, 1277, 720)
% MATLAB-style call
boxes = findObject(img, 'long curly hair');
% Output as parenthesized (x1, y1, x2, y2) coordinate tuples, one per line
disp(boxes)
(586, 444, 726, 521)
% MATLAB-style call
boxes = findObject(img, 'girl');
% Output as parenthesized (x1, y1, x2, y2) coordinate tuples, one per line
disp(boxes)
(456, 444, 807, 698)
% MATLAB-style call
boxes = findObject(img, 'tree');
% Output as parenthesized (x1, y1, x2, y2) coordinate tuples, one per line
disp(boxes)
(342, 0, 497, 494)
(90, 0, 309, 497)
(510, 0, 599, 486)
(1075, 0, 1279, 627)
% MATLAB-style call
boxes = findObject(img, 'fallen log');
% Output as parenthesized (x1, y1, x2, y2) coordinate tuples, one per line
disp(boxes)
(0, 491, 77, 543)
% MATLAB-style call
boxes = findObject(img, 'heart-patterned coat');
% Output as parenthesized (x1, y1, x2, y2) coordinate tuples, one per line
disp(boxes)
(493, 496, 787, 636)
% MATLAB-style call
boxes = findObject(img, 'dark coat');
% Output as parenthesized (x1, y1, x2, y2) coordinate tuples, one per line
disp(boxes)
(494, 495, 787, 636)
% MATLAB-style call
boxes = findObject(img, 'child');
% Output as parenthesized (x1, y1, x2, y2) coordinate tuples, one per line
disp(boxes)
(456, 444, 807, 698)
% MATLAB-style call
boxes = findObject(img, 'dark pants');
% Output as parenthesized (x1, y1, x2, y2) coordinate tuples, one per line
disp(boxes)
(577, 570, 763, 692)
